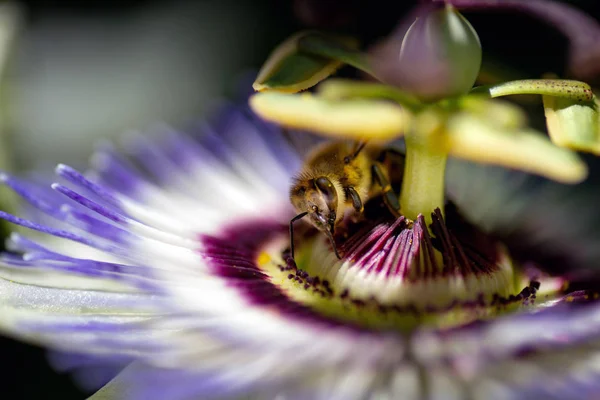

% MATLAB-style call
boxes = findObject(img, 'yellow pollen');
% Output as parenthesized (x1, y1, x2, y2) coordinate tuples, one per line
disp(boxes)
(257, 252, 271, 266)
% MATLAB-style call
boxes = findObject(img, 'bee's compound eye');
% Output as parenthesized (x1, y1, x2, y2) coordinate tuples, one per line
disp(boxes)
(315, 177, 338, 212)
(315, 177, 333, 190)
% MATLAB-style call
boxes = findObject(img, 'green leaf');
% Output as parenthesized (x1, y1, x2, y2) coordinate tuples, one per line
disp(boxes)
(543, 95, 600, 155)
(472, 79, 594, 102)
(249, 92, 406, 140)
(253, 31, 360, 93)
(444, 114, 588, 184)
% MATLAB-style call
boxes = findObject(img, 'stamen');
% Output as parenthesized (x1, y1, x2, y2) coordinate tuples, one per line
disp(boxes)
(250, 204, 562, 330)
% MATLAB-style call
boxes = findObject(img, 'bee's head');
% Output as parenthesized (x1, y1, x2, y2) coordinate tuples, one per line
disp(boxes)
(290, 176, 338, 234)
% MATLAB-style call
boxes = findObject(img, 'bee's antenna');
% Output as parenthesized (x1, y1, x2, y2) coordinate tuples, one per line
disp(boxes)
(344, 140, 368, 164)
(352, 141, 367, 159)
(289, 212, 308, 259)
(324, 229, 342, 259)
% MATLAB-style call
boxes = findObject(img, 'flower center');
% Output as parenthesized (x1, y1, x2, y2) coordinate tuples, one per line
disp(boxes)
(299, 212, 516, 307)
(254, 204, 556, 331)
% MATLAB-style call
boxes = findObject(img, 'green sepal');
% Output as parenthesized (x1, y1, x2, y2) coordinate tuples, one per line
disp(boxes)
(543, 95, 600, 155)
(296, 33, 373, 76)
(253, 31, 361, 93)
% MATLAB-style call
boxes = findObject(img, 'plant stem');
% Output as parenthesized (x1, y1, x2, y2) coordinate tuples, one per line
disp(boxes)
(400, 136, 447, 226)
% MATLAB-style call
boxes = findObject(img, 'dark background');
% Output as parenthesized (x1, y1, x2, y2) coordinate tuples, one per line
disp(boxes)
(1, 0, 600, 398)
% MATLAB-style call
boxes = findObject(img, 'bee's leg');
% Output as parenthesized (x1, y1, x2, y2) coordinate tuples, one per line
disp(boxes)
(371, 163, 401, 217)
(344, 141, 368, 164)
(345, 186, 364, 213)
(289, 212, 308, 259)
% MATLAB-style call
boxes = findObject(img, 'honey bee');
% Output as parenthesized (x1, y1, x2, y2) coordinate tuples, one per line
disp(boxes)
(289, 140, 405, 259)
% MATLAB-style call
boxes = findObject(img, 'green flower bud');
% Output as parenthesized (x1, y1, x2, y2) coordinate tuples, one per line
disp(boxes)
(370, 5, 482, 102)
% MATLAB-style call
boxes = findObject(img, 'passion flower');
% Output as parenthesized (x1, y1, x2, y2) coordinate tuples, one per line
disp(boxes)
(3, 1, 600, 399)
(0, 108, 597, 400)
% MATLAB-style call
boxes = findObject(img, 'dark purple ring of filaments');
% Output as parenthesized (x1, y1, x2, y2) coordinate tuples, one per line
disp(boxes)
(201, 204, 543, 332)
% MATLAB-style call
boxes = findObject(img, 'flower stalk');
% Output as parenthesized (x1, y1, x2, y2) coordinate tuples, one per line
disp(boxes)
(400, 138, 448, 225)
(400, 109, 448, 224)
